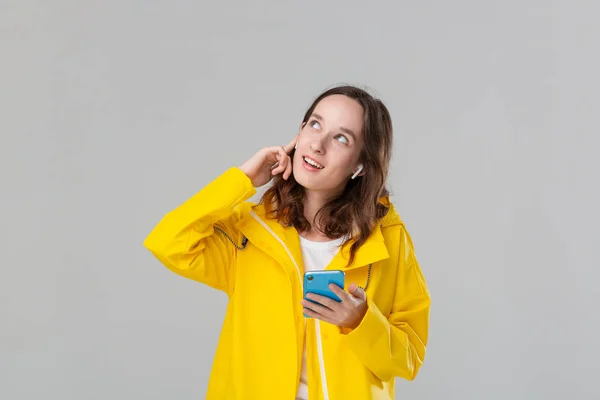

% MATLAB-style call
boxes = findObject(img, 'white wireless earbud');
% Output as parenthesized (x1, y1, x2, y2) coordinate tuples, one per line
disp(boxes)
(351, 164, 364, 179)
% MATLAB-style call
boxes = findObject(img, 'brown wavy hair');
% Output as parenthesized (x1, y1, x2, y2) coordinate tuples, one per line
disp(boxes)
(259, 85, 394, 265)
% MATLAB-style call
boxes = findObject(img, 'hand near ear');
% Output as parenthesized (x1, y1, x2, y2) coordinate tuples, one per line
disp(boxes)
(239, 135, 298, 187)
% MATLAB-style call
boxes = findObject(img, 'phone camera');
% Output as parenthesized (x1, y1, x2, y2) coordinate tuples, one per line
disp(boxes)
(307, 275, 313, 281)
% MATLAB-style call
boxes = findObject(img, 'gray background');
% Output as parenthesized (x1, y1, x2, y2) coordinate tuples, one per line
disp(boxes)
(2, 1, 599, 399)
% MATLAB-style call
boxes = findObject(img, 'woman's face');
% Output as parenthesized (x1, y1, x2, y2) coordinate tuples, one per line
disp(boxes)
(293, 94, 365, 195)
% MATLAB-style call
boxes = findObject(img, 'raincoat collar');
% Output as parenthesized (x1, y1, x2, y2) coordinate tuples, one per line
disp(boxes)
(237, 199, 402, 273)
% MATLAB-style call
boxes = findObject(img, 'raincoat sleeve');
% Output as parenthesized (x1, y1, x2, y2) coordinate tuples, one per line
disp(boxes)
(343, 225, 430, 382)
(143, 167, 256, 295)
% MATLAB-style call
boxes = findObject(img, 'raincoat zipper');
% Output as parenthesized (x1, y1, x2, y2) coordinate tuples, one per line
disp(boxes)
(249, 210, 331, 400)
(213, 225, 248, 250)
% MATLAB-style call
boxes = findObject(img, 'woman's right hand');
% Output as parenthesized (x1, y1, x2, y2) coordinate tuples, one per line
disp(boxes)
(238, 136, 298, 187)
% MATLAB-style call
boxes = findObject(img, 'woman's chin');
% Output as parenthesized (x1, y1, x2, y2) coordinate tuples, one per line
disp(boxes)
(294, 172, 322, 190)
(294, 172, 341, 193)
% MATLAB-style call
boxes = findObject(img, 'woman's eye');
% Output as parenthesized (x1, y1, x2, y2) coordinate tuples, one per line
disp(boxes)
(310, 120, 320, 129)
(335, 135, 349, 145)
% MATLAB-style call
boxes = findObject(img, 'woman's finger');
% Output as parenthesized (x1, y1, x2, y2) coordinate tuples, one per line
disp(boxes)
(303, 308, 326, 321)
(267, 146, 284, 162)
(267, 145, 294, 177)
(272, 162, 285, 175)
(302, 299, 334, 317)
(267, 147, 283, 171)
(329, 284, 352, 303)
(278, 146, 288, 162)
(283, 156, 293, 180)
(284, 135, 299, 154)
(274, 147, 289, 174)
(306, 293, 340, 311)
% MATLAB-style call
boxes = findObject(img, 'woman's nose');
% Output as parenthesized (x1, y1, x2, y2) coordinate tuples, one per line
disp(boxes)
(309, 135, 327, 154)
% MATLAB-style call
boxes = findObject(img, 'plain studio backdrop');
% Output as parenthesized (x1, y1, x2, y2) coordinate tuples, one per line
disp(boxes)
(1, 1, 599, 399)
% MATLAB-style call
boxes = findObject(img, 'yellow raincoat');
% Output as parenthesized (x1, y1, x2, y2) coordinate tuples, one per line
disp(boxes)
(144, 167, 430, 399)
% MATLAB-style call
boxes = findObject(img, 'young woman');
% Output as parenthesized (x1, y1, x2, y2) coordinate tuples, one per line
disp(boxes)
(144, 85, 431, 399)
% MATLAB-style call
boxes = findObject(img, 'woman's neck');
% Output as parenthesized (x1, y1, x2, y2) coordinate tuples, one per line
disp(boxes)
(299, 189, 339, 241)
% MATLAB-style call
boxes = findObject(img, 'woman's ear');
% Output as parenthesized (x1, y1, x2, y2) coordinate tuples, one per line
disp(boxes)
(351, 164, 364, 180)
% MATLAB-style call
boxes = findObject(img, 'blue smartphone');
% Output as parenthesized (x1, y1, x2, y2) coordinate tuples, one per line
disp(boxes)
(303, 270, 345, 317)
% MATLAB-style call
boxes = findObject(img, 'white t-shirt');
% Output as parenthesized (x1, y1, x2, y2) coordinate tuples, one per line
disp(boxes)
(295, 235, 346, 400)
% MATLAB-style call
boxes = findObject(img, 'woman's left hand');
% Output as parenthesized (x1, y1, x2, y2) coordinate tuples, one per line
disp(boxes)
(302, 283, 368, 330)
